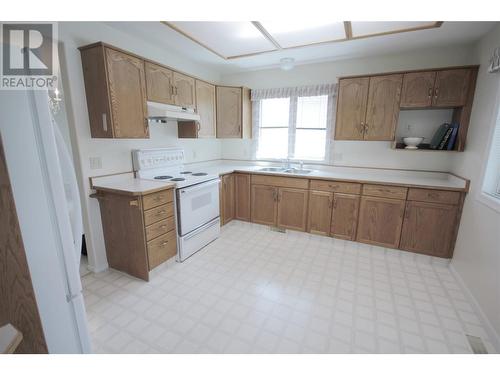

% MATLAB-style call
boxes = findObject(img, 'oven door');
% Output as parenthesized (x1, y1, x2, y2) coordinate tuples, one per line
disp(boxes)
(177, 178, 220, 236)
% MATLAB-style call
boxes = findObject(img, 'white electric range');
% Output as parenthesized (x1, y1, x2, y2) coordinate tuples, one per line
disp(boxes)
(133, 148, 220, 262)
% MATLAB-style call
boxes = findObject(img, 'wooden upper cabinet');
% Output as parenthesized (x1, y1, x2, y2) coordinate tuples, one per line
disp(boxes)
(364, 74, 402, 141)
(308, 190, 333, 236)
(173, 72, 196, 109)
(335, 77, 369, 140)
(356, 196, 405, 248)
(400, 71, 436, 108)
(331, 193, 360, 240)
(277, 188, 308, 232)
(235, 173, 251, 221)
(400, 201, 458, 258)
(216, 86, 251, 139)
(221, 174, 235, 225)
(432, 69, 470, 107)
(195, 80, 216, 138)
(251, 184, 277, 226)
(79, 44, 149, 139)
(145, 62, 175, 105)
(105, 48, 148, 138)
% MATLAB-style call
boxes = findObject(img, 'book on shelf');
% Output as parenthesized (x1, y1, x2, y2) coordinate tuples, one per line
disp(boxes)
(446, 123, 460, 150)
(430, 123, 460, 150)
(430, 123, 451, 149)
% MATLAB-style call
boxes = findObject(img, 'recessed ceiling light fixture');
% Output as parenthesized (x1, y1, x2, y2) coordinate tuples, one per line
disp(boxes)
(280, 57, 295, 71)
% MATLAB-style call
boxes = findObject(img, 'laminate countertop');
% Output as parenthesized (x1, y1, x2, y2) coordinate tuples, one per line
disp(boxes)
(91, 172, 175, 196)
(90, 162, 469, 195)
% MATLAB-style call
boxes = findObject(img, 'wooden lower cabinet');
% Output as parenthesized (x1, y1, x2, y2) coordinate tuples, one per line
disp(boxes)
(400, 201, 458, 257)
(235, 173, 251, 221)
(331, 193, 360, 240)
(356, 196, 406, 248)
(251, 184, 278, 226)
(277, 188, 308, 231)
(94, 188, 176, 281)
(308, 190, 333, 235)
(220, 174, 235, 225)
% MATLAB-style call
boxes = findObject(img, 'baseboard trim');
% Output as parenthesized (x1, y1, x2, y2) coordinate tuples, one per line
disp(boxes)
(449, 263, 500, 353)
(86, 262, 108, 274)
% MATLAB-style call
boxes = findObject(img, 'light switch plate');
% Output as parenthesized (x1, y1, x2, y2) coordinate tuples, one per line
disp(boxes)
(89, 156, 102, 170)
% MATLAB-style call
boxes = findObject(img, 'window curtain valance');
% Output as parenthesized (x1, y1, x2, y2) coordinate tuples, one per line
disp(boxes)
(250, 83, 337, 101)
(489, 47, 500, 73)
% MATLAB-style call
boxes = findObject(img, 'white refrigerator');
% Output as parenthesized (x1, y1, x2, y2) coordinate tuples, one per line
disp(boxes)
(0, 88, 91, 353)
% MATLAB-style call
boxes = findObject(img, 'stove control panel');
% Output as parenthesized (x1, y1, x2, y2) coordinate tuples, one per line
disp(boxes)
(132, 148, 185, 171)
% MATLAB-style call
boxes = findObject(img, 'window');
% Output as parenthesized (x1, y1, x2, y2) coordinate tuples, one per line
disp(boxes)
(256, 94, 330, 161)
(482, 103, 500, 201)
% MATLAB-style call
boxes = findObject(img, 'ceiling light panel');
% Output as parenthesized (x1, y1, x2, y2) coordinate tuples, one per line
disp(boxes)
(351, 21, 437, 37)
(259, 21, 346, 48)
(168, 21, 277, 58)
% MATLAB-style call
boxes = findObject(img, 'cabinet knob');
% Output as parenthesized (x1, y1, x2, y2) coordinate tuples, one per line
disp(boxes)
(434, 88, 439, 99)
(427, 87, 433, 99)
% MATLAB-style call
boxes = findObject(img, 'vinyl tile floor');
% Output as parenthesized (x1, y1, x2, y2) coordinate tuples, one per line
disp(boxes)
(83, 220, 496, 354)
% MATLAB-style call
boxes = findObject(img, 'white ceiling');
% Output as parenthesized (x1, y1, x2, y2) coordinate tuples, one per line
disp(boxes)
(105, 21, 497, 74)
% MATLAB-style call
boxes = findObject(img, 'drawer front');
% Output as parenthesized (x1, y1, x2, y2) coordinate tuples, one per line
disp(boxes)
(310, 179, 361, 194)
(407, 188, 461, 205)
(142, 189, 173, 210)
(362, 184, 407, 200)
(251, 174, 309, 189)
(144, 202, 174, 226)
(147, 231, 176, 270)
(145, 216, 175, 241)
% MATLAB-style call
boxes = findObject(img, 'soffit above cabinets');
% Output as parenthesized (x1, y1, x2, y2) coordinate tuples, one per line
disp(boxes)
(163, 21, 443, 60)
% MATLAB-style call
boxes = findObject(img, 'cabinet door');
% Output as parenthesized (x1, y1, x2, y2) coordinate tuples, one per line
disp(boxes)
(195, 80, 216, 138)
(432, 69, 470, 107)
(235, 173, 251, 221)
(400, 201, 458, 258)
(221, 174, 235, 225)
(308, 190, 333, 236)
(173, 72, 196, 108)
(331, 193, 360, 240)
(251, 184, 277, 226)
(277, 188, 308, 232)
(364, 74, 402, 141)
(216, 86, 242, 138)
(400, 71, 436, 108)
(356, 196, 405, 248)
(105, 48, 148, 138)
(145, 62, 175, 105)
(335, 77, 369, 140)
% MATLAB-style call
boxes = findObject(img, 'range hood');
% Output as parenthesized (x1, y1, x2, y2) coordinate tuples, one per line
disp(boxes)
(147, 101, 200, 122)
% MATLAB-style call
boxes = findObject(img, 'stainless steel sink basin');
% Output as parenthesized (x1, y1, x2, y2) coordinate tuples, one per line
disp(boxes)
(258, 167, 286, 172)
(284, 168, 313, 174)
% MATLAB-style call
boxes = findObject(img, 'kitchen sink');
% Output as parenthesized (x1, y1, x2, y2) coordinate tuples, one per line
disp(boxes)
(284, 168, 313, 174)
(258, 167, 286, 172)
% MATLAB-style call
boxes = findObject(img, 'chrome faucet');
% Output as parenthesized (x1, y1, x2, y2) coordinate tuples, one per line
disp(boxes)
(282, 158, 291, 169)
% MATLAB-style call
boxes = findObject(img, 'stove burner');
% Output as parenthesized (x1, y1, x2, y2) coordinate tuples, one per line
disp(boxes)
(180, 171, 192, 174)
(170, 177, 186, 182)
(154, 175, 173, 180)
(192, 172, 208, 176)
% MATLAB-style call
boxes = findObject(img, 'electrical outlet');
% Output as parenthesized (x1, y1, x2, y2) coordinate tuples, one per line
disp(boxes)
(89, 156, 102, 170)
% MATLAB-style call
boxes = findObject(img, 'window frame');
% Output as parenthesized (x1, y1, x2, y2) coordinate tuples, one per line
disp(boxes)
(255, 94, 331, 162)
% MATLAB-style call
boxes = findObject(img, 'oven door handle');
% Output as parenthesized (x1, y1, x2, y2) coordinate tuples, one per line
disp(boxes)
(179, 178, 220, 195)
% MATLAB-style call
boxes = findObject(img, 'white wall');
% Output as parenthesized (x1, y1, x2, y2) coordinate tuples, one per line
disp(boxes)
(220, 44, 477, 171)
(57, 22, 222, 271)
(451, 24, 500, 346)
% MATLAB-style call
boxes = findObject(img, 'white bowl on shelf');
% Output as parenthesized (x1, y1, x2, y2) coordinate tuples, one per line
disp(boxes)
(403, 137, 424, 149)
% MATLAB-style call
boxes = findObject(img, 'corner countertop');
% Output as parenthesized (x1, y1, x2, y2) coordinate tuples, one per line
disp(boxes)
(90, 172, 175, 196)
(89, 161, 469, 195)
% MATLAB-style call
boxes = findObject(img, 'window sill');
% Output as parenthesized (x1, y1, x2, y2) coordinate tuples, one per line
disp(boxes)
(476, 191, 500, 214)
